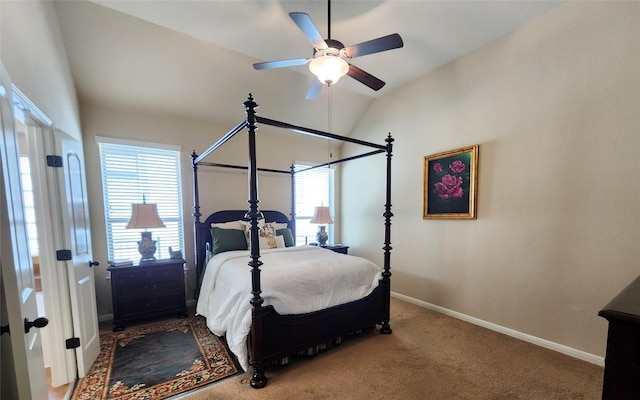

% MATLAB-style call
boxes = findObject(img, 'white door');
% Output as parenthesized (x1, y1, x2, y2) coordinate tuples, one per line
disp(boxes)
(0, 65, 47, 399)
(54, 129, 100, 377)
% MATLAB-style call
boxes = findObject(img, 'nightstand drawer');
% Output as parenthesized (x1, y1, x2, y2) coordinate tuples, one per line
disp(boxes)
(114, 266, 181, 284)
(118, 280, 182, 300)
(118, 295, 183, 316)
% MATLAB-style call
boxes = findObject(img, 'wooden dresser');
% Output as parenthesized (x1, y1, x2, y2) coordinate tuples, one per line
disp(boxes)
(108, 258, 187, 331)
(598, 274, 640, 399)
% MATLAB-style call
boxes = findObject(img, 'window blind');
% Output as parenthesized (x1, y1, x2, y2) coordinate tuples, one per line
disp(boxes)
(19, 156, 39, 256)
(98, 139, 184, 262)
(294, 164, 334, 245)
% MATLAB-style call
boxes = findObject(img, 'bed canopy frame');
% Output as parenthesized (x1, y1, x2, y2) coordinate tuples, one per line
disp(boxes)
(191, 94, 393, 388)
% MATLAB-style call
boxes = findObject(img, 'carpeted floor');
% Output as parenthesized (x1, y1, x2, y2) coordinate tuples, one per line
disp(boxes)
(72, 316, 240, 400)
(177, 297, 604, 400)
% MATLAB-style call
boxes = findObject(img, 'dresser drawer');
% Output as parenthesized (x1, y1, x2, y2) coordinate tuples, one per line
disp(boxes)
(114, 266, 181, 285)
(117, 280, 181, 301)
(118, 294, 183, 316)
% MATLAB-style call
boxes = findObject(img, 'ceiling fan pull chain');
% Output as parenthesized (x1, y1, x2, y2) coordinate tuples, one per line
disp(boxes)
(328, 87, 333, 161)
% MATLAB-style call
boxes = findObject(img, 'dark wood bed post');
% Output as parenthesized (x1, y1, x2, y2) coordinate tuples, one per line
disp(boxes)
(381, 133, 394, 334)
(244, 94, 268, 389)
(290, 164, 296, 243)
(191, 150, 202, 297)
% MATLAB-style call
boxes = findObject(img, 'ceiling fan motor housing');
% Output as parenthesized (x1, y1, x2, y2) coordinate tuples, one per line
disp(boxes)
(310, 39, 349, 85)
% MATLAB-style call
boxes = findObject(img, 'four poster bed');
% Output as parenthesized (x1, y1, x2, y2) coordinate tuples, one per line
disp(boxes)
(191, 94, 393, 388)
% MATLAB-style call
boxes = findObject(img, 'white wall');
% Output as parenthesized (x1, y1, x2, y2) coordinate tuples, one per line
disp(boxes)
(80, 102, 341, 315)
(1, 0, 82, 391)
(0, 0, 81, 140)
(342, 1, 640, 358)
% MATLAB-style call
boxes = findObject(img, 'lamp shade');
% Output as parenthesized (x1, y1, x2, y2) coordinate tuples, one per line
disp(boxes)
(310, 206, 333, 225)
(126, 203, 166, 229)
(309, 55, 349, 85)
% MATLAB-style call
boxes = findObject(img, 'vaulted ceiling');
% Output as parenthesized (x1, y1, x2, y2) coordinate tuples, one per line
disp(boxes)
(54, 0, 562, 135)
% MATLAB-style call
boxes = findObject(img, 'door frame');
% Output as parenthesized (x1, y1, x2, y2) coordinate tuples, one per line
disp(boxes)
(12, 86, 77, 386)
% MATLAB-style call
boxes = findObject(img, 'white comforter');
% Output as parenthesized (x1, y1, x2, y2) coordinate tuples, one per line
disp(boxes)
(195, 245, 382, 371)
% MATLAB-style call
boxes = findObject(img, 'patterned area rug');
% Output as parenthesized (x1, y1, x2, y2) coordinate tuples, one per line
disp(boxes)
(71, 316, 240, 400)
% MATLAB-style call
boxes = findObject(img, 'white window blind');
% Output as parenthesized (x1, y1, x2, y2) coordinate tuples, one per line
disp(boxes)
(294, 163, 334, 245)
(19, 156, 39, 256)
(98, 138, 184, 262)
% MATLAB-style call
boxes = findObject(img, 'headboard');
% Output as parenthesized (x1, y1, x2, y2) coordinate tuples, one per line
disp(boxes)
(195, 209, 294, 288)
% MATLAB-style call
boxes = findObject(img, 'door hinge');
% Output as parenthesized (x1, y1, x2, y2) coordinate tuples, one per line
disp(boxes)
(56, 249, 72, 261)
(46, 155, 63, 168)
(65, 337, 80, 349)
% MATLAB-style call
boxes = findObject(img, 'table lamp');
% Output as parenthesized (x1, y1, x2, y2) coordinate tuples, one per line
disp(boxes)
(310, 206, 333, 246)
(126, 201, 165, 262)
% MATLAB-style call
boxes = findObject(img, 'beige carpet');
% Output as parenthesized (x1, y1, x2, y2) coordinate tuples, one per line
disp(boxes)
(178, 297, 603, 400)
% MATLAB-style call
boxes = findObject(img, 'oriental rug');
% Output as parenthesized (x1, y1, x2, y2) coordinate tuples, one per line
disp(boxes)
(71, 316, 240, 400)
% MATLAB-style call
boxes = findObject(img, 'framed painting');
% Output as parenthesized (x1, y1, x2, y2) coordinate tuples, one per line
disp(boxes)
(423, 145, 478, 220)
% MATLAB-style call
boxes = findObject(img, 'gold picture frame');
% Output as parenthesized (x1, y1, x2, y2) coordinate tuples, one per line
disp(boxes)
(423, 145, 479, 220)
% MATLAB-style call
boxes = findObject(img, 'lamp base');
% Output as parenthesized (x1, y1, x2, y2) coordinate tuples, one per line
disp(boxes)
(316, 225, 328, 247)
(138, 231, 157, 262)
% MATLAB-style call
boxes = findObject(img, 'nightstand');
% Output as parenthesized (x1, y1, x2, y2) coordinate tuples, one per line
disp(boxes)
(108, 258, 187, 331)
(321, 244, 349, 254)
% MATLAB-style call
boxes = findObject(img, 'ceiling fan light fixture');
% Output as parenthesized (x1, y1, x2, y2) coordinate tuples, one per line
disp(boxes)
(309, 54, 349, 85)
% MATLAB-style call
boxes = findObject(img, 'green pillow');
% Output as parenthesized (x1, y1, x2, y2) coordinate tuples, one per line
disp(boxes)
(210, 227, 247, 255)
(276, 228, 295, 247)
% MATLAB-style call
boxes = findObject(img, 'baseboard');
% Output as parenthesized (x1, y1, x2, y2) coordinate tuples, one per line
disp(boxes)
(391, 292, 605, 367)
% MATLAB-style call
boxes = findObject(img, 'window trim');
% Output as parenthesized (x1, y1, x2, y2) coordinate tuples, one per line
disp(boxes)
(293, 162, 335, 245)
(97, 136, 184, 262)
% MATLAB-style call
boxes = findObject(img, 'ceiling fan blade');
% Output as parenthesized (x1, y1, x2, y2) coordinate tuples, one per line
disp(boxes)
(343, 33, 404, 58)
(289, 12, 328, 50)
(305, 79, 324, 99)
(253, 58, 310, 70)
(347, 64, 385, 91)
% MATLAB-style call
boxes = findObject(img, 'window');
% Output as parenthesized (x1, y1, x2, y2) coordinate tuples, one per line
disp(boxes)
(19, 156, 39, 256)
(98, 138, 184, 262)
(293, 163, 334, 245)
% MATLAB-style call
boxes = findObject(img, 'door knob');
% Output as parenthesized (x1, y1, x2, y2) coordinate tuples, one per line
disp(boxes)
(89, 260, 100, 268)
(24, 317, 48, 333)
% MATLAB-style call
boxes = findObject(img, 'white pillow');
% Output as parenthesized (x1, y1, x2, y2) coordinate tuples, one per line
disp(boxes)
(275, 235, 285, 248)
(258, 236, 270, 250)
(211, 220, 243, 230)
(258, 236, 279, 250)
(274, 222, 289, 230)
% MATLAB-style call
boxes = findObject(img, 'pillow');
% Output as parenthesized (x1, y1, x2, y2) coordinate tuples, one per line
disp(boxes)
(210, 227, 247, 255)
(240, 221, 277, 249)
(275, 235, 286, 248)
(257, 236, 280, 250)
(211, 220, 243, 230)
(276, 228, 295, 247)
(274, 222, 289, 230)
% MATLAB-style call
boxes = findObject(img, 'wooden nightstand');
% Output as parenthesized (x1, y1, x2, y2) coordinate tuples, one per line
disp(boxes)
(321, 244, 349, 254)
(108, 258, 187, 331)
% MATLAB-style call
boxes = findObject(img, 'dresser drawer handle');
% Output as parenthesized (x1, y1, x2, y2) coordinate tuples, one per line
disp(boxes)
(144, 284, 158, 291)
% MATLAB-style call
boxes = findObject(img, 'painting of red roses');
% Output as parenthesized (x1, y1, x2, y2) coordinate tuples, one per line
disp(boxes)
(423, 145, 478, 219)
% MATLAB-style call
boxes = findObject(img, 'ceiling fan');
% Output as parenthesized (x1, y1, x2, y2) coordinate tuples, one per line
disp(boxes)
(253, 1, 404, 99)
